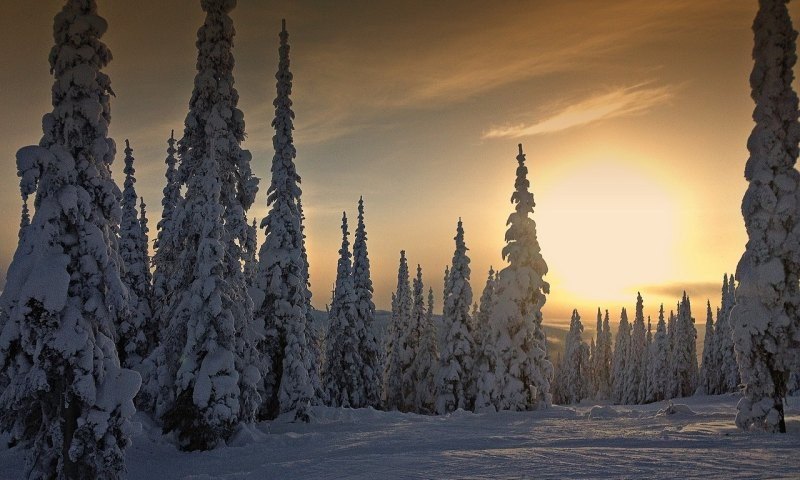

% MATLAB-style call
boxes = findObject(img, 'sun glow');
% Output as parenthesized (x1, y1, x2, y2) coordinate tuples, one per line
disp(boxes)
(535, 159, 679, 313)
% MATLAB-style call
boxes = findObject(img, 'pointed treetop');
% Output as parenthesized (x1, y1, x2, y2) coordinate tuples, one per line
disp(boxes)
(280, 18, 289, 44)
(123, 139, 135, 179)
(340, 211, 349, 239)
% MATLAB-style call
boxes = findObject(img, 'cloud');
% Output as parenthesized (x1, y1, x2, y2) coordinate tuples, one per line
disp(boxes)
(638, 281, 722, 306)
(482, 84, 675, 139)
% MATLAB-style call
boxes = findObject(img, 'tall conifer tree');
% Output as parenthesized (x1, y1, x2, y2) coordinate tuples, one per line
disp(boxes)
(324, 213, 364, 407)
(118, 141, 154, 371)
(254, 19, 315, 420)
(732, 0, 800, 433)
(491, 144, 552, 411)
(353, 197, 382, 407)
(0, 1, 138, 475)
(436, 219, 475, 413)
(158, 0, 262, 446)
(384, 251, 411, 411)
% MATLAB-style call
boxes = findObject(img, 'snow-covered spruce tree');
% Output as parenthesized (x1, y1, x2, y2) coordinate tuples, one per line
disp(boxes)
(0, 1, 139, 476)
(597, 309, 613, 400)
(243, 218, 258, 288)
(673, 293, 698, 398)
(718, 273, 741, 393)
(384, 251, 411, 410)
(162, 112, 250, 450)
(117, 140, 155, 372)
(254, 19, 316, 421)
(492, 144, 553, 411)
(139, 197, 152, 285)
(647, 304, 670, 402)
(298, 199, 324, 405)
(560, 309, 589, 404)
(323, 213, 365, 407)
(667, 308, 678, 397)
(151, 130, 181, 320)
(590, 308, 603, 398)
(700, 300, 717, 394)
(435, 218, 475, 414)
(625, 293, 648, 404)
(611, 308, 631, 404)
(641, 315, 653, 402)
(403, 265, 427, 411)
(443, 265, 451, 301)
(413, 285, 439, 414)
(588, 337, 596, 397)
(158, 0, 263, 440)
(709, 275, 728, 394)
(473, 267, 498, 411)
(353, 197, 382, 408)
(732, 0, 800, 433)
(141, 131, 182, 414)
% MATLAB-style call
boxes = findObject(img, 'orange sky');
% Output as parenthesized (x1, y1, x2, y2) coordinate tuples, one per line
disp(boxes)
(1, 1, 797, 326)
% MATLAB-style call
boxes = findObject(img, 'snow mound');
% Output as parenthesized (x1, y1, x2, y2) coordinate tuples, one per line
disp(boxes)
(657, 402, 697, 417)
(587, 405, 623, 420)
(228, 423, 268, 447)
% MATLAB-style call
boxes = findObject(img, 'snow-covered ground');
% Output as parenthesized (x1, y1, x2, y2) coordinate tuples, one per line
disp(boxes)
(1, 394, 798, 479)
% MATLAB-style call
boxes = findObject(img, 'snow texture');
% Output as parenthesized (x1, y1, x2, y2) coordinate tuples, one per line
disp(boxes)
(2, 394, 797, 479)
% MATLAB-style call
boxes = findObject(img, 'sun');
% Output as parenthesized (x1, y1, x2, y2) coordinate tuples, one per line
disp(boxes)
(534, 159, 679, 311)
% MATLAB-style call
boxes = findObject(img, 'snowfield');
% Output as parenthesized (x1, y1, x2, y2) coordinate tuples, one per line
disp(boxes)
(2, 394, 798, 479)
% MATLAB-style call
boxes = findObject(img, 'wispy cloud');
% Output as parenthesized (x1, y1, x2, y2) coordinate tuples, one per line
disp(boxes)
(482, 84, 675, 139)
(638, 281, 721, 305)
